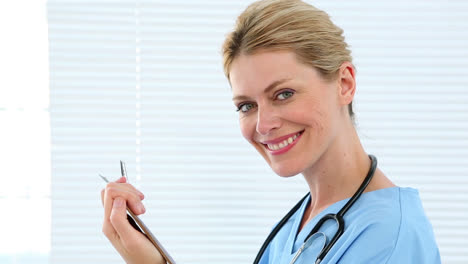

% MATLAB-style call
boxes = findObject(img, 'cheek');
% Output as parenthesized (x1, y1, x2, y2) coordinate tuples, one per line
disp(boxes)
(289, 101, 329, 132)
(239, 117, 256, 142)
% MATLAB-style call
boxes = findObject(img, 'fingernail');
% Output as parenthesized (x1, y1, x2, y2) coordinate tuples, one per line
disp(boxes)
(139, 203, 145, 213)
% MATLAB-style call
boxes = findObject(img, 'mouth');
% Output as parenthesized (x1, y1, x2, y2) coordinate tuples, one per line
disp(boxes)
(261, 130, 304, 155)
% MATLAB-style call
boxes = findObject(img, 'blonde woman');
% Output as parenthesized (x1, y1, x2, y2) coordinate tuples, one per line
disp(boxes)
(101, 1, 441, 263)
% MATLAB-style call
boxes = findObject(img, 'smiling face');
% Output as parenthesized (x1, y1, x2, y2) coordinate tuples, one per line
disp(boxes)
(230, 50, 354, 177)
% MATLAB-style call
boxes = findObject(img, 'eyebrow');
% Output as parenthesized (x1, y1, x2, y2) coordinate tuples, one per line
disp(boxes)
(232, 78, 292, 101)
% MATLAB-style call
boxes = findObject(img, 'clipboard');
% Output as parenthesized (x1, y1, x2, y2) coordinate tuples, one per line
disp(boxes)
(100, 161, 176, 264)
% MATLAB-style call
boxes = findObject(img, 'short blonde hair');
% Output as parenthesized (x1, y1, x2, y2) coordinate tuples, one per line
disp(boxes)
(222, 0, 354, 117)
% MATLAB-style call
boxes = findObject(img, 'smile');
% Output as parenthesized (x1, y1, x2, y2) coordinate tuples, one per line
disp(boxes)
(262, 130, 304, 155)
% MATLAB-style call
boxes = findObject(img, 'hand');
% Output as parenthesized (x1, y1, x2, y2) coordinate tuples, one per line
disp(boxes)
(101, 177, 166, 264)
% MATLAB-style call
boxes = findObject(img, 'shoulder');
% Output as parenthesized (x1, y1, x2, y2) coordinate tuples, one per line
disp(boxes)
(327, 187, 402, 263)
(385, 187, 441, 263)
(328, 187, 441, 263)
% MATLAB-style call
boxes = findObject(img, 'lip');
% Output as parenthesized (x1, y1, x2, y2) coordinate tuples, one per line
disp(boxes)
(261, 130, 303, 144)
(260, 130, 304, 155)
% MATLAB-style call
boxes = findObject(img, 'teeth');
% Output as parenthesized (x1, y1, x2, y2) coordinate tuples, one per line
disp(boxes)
(267, 132, 301, 151)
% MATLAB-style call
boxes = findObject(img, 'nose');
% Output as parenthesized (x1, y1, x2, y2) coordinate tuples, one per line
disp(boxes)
(256, 104, 281, 135)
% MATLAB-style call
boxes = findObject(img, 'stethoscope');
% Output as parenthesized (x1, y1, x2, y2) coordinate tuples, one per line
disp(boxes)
(253, 155, 377, 264)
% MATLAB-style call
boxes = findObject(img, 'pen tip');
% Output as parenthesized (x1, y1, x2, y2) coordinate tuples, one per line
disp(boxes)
(99, 174, 109, 183)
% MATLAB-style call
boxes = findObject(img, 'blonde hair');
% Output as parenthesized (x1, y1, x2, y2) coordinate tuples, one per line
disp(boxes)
(222, 0, 355, 118)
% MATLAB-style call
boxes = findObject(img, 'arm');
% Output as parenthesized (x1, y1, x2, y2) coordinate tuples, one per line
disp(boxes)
(101, 176, 166, 264)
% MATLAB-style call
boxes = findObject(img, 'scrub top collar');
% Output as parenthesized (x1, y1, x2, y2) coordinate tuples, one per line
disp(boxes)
(285, 194, 351, 260)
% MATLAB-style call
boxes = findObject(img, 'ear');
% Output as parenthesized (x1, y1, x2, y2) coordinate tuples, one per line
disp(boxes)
(337, 62, 356, 107)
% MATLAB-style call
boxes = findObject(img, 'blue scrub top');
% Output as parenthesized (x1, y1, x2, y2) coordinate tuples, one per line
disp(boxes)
(259, 187, 441, 264)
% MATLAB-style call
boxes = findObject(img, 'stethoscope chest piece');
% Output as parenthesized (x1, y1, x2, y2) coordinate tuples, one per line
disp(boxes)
(290, 232, 327, 264)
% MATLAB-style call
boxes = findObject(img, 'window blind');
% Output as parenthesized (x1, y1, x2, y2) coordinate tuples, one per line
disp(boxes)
(48, 2, 138, 263)
(48, 1, 468, 263)
(324, 2, 468, 263)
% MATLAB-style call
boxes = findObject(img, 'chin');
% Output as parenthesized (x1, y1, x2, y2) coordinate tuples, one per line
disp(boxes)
(271, 164, 302, 178)
(255, 143, 305, 177)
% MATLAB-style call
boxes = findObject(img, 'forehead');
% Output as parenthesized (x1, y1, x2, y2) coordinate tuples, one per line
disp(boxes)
(230, 51, 295, 86)
(229, 50, 316, 98)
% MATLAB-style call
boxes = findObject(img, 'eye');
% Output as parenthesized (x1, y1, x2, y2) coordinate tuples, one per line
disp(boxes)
(276, 90, 294, 100)
(236, 102, 256, 113)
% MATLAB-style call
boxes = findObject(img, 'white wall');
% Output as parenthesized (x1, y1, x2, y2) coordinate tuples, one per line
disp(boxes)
(0, 0, 50, 263)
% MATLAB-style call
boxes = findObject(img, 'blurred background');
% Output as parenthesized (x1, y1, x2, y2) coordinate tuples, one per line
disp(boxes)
(1, 0, 467, 263)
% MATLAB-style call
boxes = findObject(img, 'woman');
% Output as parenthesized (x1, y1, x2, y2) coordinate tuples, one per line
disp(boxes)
(101, 0, 441, 263)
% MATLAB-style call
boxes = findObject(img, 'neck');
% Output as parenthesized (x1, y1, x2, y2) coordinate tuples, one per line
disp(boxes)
(298, 120, 395, 232)
(302, 123, 373, 218)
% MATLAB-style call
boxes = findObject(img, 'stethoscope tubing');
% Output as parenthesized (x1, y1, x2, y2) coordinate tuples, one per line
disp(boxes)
(252, 193, 309, 264)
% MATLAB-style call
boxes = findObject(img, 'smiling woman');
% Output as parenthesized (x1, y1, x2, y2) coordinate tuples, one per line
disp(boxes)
(44, 0, 467, 263)
(221, 2, 440, 262)
(99, 0, 444, 263)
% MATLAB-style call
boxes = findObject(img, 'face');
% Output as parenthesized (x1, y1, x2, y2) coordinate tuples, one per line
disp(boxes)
(230, 50, 353, 177)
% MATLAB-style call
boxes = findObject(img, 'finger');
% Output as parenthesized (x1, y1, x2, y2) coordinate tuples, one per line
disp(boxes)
(104, 182, 146, 214)
(121, 182, 145, 200)
(115, 176, 126, 183)
(101, 177, 128, 209)
(102, 186, 118, 240)
(101, 177, 125, 208)
(115, 177, 145, 200)
(110, 197, 145, 244)
(101, 189, 105, 206)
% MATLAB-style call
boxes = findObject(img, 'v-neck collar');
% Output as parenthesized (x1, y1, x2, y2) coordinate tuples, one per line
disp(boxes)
(287, 195, 350, 255)
(286, 187, 401, 256)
